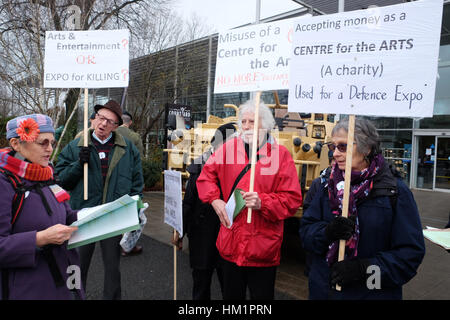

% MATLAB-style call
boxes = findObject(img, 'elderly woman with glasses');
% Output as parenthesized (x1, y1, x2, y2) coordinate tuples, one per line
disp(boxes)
(299, 118, 425, 300)
(0, 114, 83, 300)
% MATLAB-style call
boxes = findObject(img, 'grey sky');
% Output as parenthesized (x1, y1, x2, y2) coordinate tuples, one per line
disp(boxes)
(172, 0, 302, 33)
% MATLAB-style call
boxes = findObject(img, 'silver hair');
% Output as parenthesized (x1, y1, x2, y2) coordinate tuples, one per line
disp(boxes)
(331, 118, 380, 158)
(122, 114, 132, 125)
(238, 99, 275, 131)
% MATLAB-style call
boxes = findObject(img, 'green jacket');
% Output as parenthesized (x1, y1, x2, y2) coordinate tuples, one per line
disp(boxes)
(115, 126, 144, 158)
(55, 129, 144, 210)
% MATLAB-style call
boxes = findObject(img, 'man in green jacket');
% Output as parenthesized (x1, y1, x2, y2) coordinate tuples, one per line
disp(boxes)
(115, 110, 144, 158)
(55, 100, 144, 300)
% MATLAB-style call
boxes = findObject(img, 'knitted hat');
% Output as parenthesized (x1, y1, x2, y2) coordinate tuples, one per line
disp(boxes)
(6, 114, 55, 140)
(94, 100, 123, 126)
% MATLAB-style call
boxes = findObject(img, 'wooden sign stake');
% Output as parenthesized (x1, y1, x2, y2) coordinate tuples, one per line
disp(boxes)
(173, 229, 177, 300)
(335, 114, 355, 291)
(247, 91, 262, 224)
(83, 88, 89, 200)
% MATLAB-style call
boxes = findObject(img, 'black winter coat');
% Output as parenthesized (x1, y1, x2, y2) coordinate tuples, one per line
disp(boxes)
(300, 162, 425, 300)
(183, 154, 221, 270)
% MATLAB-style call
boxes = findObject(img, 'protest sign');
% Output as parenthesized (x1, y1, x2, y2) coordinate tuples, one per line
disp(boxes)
(44, 29, 130, 199)
(163, 169, 183, 300)
(288, 0, 443, 118)
(44, 29, 129, 88)
(164, 170, 183, 237)
(214, 18, 296, 93)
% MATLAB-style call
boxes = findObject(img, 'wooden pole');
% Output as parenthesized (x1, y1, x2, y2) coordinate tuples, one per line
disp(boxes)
(247, 91, 262, 224)
(173, 229, 177, 300)
(335, 114, 355, 292)
(83, 88, 89, 200)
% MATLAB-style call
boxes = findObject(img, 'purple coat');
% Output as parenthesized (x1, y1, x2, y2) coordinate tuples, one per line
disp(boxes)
(0, 174, 84, 300)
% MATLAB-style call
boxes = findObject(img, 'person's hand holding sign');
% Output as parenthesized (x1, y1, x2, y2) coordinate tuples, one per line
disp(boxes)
(241, 191, 261, 210)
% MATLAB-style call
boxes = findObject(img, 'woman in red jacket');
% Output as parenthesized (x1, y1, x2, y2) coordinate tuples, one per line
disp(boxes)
(196, 99, 302, 300)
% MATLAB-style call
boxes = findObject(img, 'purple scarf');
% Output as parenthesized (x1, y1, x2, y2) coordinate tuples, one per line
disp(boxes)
(326, 153, 384, 265)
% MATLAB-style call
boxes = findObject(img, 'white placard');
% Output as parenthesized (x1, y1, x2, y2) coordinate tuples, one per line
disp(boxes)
(214, 18, 297, 93)
(288, 0, 443, 118)
(164, 170, 183, 237)
(44, 29, 129, 88)
(225, 191, 236, 229)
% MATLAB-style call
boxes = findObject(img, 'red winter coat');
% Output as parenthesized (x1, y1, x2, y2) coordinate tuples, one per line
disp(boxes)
(196, 136, 302, 267)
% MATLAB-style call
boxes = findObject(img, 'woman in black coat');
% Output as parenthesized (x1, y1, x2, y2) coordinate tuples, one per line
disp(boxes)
(300, 118, 425, 300)
(173, 123, 236, 300)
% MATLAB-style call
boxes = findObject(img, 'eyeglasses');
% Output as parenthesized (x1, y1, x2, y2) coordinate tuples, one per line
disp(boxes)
(96, 113, 119, 127)
(33, 139, 56, 149)
(327, 143, 348, 153)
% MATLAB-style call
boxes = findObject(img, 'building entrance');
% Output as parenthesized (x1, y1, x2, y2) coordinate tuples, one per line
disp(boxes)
(435, 137, 450, 190)
(414, 134, 450, 191)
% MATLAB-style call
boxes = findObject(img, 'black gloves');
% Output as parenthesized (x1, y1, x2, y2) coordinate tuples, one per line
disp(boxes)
(330, 258, 371, 288)
(325, 216, 356, 242)
(79, 146, 90, 166)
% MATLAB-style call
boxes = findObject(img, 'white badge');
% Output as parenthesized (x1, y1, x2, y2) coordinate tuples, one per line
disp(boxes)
(99, 152, 106, 160)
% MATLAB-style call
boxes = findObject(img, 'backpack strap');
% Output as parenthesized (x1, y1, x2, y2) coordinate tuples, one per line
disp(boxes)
(364, 184, 398, 212)
(32, 182, 53, 216)
(0, 168, 26, 226)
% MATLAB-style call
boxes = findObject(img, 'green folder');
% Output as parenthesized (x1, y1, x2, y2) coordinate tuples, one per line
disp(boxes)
(68, 195, 140, 249)
(232, 188, 246, 219)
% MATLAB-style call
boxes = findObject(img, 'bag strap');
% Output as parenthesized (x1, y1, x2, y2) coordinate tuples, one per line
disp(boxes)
(226, 144, 265, 201)
(227, 163, 251, 202)
(0, 169, 56, 226)
(0, 168, 26, 226)
(42, 245, 65, 288)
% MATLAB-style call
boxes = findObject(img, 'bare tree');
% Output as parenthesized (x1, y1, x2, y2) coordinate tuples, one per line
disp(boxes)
(179, 13, 216, 43)
(0, 0, 172, 145)
(123, 11, 215, 147)
(0, 0, 215, 155)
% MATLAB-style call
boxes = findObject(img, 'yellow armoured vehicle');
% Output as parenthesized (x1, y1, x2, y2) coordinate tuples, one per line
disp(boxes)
(163, 93, 336, 217)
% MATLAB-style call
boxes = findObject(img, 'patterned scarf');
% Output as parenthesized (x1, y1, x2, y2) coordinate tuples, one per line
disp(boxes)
(0, 148, 70, 203)
(0, 147, 53, 181)
(326, 153, 384, 265)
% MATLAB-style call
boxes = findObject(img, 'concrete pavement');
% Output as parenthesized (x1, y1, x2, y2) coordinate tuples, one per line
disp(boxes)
(140, 189, 450, 300)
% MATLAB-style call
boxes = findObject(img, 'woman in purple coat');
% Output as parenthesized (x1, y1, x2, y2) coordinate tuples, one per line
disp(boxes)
(0, 114, 83, 300)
